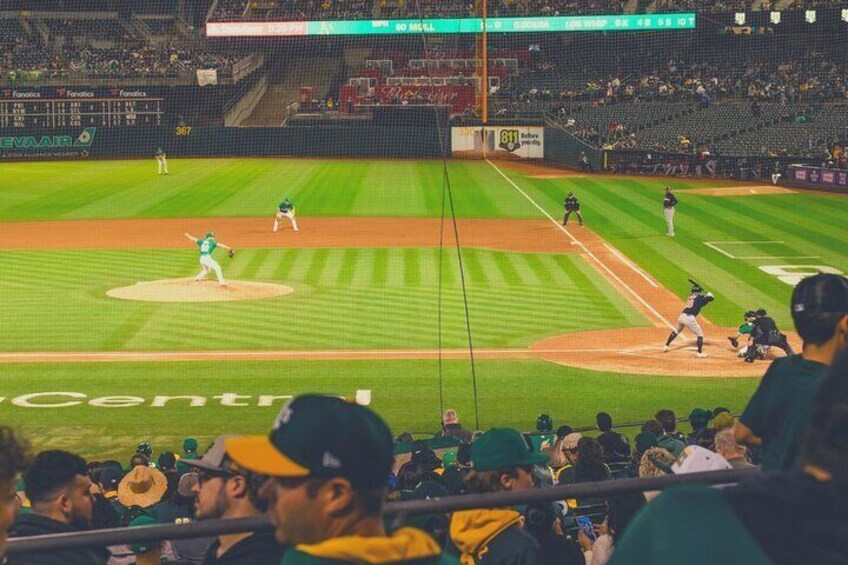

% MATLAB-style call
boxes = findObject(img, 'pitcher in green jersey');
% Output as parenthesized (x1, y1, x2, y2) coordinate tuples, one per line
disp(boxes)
(184, 231, 233, 287)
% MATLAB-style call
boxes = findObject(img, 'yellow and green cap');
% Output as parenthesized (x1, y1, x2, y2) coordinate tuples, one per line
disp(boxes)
(226, 394, 394, 489)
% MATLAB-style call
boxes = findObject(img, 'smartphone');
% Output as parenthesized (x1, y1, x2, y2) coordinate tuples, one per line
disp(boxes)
(576, 515, 596, 542)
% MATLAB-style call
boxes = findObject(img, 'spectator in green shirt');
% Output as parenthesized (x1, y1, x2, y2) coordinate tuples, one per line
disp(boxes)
(736, 273, 848, 471)
(610, 345, 848, 565)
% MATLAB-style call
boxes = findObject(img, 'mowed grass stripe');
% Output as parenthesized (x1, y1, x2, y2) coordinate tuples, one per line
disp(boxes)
(494, 167, 844, 327)
(0, 247, 643, 351)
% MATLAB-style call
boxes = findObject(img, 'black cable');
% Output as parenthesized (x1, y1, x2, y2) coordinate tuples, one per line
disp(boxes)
(410, 0, 481, 429)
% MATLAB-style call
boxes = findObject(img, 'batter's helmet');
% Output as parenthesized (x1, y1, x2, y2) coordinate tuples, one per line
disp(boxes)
(691, 285, 703, 294)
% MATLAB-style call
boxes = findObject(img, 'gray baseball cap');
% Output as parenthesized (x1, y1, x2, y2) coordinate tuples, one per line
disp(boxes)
(182, 435, 240, 473)
(792, 274, 848, 315)
(177, 472, 198, 498)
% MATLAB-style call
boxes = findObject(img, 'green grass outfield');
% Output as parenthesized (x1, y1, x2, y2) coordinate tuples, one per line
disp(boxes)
(1, 157, 845, 457)
(2, 158, 845, 327)
(0, 247, 643, 351)
(1, 360, 758, 461)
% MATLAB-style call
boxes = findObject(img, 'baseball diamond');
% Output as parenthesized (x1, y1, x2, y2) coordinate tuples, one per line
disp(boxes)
(1, 157, 845, 459)
(3, 5, 848, 563)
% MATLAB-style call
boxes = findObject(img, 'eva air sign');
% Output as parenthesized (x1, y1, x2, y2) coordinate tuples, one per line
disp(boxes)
(0, 127, 96, 149)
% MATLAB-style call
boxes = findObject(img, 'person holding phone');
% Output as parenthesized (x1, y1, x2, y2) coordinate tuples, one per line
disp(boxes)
(578, 492, 646, 565)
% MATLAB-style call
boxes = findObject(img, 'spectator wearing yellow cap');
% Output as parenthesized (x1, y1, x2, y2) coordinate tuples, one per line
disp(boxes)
(226, 395, 446, 565)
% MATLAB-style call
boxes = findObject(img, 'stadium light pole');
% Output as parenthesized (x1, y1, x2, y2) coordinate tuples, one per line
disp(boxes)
(481, 0, 488, 124)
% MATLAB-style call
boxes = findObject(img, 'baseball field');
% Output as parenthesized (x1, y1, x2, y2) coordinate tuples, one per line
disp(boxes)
(2, 157, 846, 460)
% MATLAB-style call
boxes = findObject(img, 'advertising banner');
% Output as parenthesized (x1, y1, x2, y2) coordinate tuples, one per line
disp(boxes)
(789, 164, 848, 193)
(452, 126, 544, 159)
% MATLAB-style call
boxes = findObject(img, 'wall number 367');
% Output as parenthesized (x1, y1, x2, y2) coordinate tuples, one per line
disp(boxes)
(759, 265, 844, 286)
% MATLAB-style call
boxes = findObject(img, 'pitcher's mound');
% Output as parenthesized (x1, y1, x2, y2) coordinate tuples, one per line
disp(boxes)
(107, 279, 294, 303)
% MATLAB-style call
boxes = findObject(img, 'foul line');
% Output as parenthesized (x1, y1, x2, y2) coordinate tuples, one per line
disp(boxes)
(703, 241, 736, 258)
(485, 159, 674, 330)
(0, 347, 628, 364)
(602, 243, 659, 288)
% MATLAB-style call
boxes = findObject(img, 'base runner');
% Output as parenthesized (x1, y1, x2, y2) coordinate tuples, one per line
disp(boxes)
(184, 232, 233, 287)
(273, 197, 298, 232)
(663, 284, 714, 357)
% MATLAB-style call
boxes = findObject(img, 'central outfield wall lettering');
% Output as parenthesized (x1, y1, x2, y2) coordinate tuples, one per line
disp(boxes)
(1, 390, 371, 408)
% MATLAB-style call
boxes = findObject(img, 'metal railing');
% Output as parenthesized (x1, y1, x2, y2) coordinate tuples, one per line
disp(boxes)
(6, 468, 758, 555)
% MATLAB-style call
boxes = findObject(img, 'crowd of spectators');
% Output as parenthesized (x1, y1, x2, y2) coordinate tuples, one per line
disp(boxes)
(0, 20, 242, 78)
(0, 273, 845, 564)
(504, 46, 848, 110)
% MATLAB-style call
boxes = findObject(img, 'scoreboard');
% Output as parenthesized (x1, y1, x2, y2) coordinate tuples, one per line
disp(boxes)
(0, 98, 164, 128)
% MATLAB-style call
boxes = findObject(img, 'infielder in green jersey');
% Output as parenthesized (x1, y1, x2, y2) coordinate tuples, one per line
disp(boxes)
(184, 232, 233, 286)
(273, 197, 298, 232)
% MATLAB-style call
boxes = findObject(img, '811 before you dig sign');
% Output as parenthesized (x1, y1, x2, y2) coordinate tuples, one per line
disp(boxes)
(0, 390, 372, 409)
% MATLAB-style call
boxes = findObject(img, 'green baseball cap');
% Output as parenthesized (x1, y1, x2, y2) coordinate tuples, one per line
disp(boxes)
(205, 232, 215, 239)
(183, 437, 198, 452)
(471, 428, 548, 471)
(226, 395, 394, 489)
(129, 515, 158, 554)
(689, 408, 712, 426)
(634, 432, 658, 453)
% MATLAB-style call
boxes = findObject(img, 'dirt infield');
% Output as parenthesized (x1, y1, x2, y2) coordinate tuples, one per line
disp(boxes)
(106, 278, 294, 302)
(0, 217, 579, 255)
(532, 327, 800, 377)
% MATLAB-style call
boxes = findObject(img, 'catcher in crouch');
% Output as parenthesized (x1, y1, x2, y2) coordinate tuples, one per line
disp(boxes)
(663, 283, 714, 357)
(743, 308, 796, 363)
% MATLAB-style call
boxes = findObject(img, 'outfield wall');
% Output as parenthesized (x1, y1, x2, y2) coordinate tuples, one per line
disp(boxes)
(0, 125, 449, 161)
(543, 127, 602, 169)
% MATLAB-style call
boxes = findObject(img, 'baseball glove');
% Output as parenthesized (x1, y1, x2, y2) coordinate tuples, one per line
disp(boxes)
(228, 249, 235, 259)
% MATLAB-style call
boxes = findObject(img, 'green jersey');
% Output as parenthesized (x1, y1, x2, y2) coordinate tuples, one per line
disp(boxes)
(279, 200, 294, 212)
(196, 238, 217, 256)
(739, 355, 826, 471)
(738, 321, 754, 335)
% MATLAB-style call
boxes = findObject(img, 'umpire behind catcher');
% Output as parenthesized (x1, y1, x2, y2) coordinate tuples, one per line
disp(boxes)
(562, 192, 584, 227)
(744, 308, 796, 363)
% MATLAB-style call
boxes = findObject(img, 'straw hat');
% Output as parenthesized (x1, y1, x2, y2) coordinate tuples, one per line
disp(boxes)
(117, 466, 168, 508)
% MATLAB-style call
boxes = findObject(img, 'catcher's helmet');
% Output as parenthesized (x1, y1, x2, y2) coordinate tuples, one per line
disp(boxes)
(744, 310, 756, 320)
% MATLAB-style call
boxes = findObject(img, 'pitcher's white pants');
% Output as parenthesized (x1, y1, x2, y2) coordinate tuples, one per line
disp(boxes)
(196, 255, 225, 285)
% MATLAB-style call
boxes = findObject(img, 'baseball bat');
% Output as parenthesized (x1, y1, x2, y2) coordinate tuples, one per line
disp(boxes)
(688, 278, 705, 291)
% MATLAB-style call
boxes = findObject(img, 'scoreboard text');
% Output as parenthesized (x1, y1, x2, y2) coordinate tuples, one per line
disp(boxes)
(0, 98, 164, 128)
